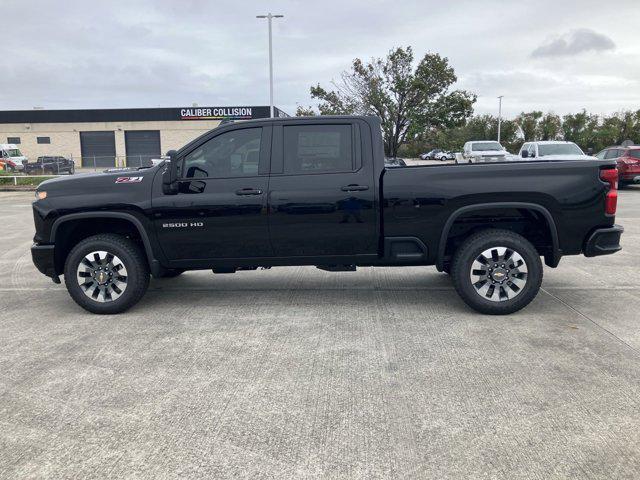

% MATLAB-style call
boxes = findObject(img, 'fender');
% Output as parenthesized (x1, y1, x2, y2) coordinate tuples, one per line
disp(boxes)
(436, 202, 561, 270)
(49, 212, 159, 271)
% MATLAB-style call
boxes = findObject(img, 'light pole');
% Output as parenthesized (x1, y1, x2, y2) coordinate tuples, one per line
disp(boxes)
(497, 95, 504, 143)
(256, 13, 284, 118)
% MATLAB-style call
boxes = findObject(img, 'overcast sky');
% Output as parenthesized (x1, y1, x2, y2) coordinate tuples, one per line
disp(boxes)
(2, 0, 639, 118)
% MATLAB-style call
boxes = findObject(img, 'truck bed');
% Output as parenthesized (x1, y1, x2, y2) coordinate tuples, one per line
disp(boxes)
(382, 159, 615, 266)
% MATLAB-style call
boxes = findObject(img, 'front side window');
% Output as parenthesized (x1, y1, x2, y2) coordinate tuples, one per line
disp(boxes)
(182, 127, 262, 179)
(283, 124, 353, 174)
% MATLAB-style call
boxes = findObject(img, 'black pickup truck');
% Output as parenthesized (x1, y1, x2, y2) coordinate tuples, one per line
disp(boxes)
(24, 156, 75, 175)
(31, 116, 623, 315)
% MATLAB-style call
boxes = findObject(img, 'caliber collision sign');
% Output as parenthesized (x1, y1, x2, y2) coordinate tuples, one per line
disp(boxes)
(179, 107, 254, 120)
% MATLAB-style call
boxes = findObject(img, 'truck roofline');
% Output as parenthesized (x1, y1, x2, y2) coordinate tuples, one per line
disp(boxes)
(175, 115, 381, 158)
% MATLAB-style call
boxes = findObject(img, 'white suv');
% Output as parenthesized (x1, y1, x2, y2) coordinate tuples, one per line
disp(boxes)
(460, 141, 509, 163)
(518, 141, 596, 160)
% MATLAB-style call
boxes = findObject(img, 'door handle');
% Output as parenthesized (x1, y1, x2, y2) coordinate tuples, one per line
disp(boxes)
(235, 188, 263, 196)
(341, 184, 369, 192)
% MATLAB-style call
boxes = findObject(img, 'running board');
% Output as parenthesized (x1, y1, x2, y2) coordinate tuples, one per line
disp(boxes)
(316, 265, 357, 272)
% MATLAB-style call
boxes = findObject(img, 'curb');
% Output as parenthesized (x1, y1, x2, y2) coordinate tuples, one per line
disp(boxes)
(0, 186, 37, 192)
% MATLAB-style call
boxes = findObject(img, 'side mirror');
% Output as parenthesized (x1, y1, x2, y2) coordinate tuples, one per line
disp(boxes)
(587, 148, 593, 155)
(162, 149, 179, 195)
(521, 150, 529, 158)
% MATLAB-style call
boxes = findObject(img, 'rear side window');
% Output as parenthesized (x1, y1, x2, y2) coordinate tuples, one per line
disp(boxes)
(283, 124, 353, 174)
(605, 149, 621, 159)
(628, 150, 640, 159)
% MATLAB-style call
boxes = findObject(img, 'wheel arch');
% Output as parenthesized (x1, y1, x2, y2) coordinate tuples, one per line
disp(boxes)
(50, 212, 157, 274)
(436, 202, 561, 271)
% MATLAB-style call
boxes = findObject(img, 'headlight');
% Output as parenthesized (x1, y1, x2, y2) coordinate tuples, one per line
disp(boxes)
(35, 191, 47, 200)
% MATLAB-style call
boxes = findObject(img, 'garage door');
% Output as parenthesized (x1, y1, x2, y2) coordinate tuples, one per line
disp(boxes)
(125, 130, 161, 167)
(80, 131, 116, 168)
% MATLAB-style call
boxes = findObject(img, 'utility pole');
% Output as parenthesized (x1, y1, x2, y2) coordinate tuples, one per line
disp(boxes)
(256, 13, 284, 118)
(497, 95, 504, 143)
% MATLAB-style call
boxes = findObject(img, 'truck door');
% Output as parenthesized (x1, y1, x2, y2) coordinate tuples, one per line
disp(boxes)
(152, 125, 272, 261)
(267, 120, 377, 257)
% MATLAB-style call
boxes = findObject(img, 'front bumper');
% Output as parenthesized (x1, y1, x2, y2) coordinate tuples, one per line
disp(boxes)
(584, 225, 623, 257)
(31, 243, 57, 278)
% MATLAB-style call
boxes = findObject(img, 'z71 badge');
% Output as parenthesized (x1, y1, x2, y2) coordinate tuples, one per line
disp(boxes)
(115, 176, 143, 183)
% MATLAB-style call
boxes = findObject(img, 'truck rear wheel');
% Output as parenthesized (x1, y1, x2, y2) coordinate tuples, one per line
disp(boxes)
(451, 229, 542, 315)
(64, 234, 149, 314)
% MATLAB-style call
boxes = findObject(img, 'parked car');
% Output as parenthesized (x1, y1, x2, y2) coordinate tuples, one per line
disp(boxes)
(436, 151, 454, 161)
(518, 141, 596, 160)
(420, 149, 442, 160)
(0, 144, 27, 172)
(460, 141, 509, 163)
(385, 157, 407, 167)
(31, 116, 622, 316)
(24, 156, 75, 175)
(595, 145, 640, 187)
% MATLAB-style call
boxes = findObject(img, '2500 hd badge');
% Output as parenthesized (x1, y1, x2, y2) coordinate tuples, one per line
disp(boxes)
(162, 222, 204, 228)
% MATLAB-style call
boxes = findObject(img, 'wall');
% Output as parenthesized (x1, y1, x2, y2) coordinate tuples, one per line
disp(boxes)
(0, 120, 223, 165)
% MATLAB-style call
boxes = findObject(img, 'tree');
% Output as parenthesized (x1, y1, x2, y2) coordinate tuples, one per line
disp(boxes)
(400, 114, 521, 156)
(562, 110, 600, 151)
(295, 105, 316, 117)
(515, 111, 543, 141)
(537, 113, 562, 140)
(298, 47, 475, 157)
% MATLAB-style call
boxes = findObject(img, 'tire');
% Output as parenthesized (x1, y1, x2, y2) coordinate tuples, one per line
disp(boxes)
(64, 234, 149, 314)
(155, 268, 185, 278)
(451, 229, 543, 315)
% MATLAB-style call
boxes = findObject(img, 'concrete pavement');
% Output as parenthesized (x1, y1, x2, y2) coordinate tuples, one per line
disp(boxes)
(1, 187, 640, 479)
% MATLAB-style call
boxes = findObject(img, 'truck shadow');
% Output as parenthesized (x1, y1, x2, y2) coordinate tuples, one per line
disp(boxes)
(138, 270, 486, 315)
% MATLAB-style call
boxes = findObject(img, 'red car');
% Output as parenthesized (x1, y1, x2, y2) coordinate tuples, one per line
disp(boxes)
(596, 146, 640, 187)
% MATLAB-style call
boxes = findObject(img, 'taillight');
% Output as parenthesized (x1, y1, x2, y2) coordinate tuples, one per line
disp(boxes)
(600, 167, 618, 215)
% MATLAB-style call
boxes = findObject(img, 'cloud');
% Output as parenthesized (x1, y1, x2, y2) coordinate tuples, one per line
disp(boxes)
(531, 29, 615, 58)
(1, 0, 638, 116)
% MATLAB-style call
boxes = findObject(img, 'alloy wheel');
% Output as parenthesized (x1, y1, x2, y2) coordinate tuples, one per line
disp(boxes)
(469, 246, 528, 302)
(76, 250, 128, 302)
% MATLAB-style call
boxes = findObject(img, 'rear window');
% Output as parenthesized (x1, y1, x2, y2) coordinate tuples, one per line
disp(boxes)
(628, 150, 640, 159)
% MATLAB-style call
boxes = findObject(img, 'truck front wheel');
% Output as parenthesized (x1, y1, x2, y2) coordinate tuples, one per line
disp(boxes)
(64, 234, 150, 314)
(451, 229, 543, 315)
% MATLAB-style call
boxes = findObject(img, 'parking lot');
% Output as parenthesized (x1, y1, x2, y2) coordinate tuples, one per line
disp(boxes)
(1, 187, 639, 479)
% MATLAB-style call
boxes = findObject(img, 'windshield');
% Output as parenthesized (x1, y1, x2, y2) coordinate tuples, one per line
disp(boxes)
(472, 142, 503, 152)
(538, 144, 583, 156)
(7, 149, 22, 157)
